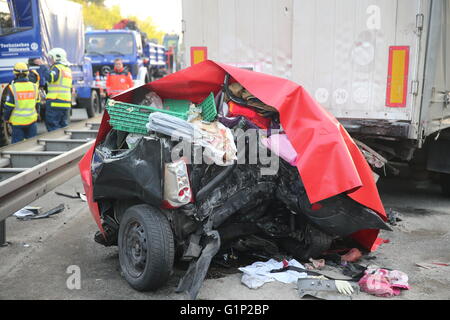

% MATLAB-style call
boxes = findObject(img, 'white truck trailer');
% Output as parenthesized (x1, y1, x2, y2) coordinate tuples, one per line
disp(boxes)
(181, 0, 450, 191)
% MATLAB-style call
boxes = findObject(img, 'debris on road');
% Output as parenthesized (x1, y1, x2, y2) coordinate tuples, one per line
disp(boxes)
(79, 193, 87, 202)
(55, 191, 87, 202)
(17, 204, 65, 221)
(14, 210, 35, 219)
(297, 278, 359, 300)
(305, 258, 326, 270)
(13, 207, 41, 219)
(55, 191, 79, 199)
(358, 268, 410, 297)
(416, 261, 450, 269)
(238, 259, 308, 289)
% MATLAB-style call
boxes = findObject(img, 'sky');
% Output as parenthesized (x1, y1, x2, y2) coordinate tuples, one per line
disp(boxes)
(104, 0, 182, 34)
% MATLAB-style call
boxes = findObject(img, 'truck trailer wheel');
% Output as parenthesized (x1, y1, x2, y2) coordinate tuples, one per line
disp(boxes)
(118, 204, 175, 291)
(0, 119, 10, 147)
(1, 88, 11, 146)
(83, 90, 101, 118)
(440, 174, 450, 197)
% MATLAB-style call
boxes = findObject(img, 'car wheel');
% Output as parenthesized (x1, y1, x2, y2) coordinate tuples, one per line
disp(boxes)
(118, 204, 175, 291)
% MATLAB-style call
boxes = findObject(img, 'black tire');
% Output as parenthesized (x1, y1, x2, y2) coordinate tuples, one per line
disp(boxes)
(0, 119, 9, 147)
(84, 90, 100, 118)
(118, 204, 175, 291)
(279, 224, 333, 261)
(99, 96, 106, 113)
(0, 89, 10, 147)
(440, 173, 450, 197)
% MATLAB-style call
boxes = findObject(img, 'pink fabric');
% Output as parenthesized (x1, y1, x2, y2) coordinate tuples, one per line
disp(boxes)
(261, 134, 298, 166)
(359, 268, 410, 297)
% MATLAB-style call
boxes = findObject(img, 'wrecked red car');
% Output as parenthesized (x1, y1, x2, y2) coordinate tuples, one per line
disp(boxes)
(79, 60, 390, 299)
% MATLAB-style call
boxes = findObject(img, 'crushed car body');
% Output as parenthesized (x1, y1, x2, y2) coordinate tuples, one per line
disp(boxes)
(79, 60, 390, 299)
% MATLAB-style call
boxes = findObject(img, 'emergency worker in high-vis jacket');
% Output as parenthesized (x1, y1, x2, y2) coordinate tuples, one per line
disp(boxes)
(105, 58, 134, 97)
(42, 48, 73, 132)
(2, 62, 40, 144)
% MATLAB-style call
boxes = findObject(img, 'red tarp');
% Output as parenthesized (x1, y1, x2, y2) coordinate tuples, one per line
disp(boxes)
(79, 60, 387, 251)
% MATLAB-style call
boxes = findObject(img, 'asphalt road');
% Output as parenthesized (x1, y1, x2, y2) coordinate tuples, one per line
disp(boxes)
(0, 175, 449, 300)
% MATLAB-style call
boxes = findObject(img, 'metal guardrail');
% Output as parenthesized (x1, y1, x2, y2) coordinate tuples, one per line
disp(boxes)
(0, 118, 101, 246)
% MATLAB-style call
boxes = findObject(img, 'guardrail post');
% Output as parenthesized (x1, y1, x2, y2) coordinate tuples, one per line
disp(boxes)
(0, 219, 6, 247)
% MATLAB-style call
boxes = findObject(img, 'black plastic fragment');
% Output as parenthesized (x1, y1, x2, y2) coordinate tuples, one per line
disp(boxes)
(92, 137, 164, 207)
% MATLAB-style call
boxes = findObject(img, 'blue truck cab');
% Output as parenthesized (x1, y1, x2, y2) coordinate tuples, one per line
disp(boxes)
(0, 0, 102, 145)
(85, 29, 150, 86)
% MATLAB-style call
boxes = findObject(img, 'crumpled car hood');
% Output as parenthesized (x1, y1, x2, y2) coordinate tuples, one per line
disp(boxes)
(79, 60, 387, 251)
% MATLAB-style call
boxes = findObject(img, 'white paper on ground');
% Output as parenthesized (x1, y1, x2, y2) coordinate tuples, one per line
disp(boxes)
(13, 209, 36, 219)
(238, 259, 308, 289)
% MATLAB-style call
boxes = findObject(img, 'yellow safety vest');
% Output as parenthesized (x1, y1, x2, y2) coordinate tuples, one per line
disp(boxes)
(8, 81, 39, 126)
(47, 64, 72, 108)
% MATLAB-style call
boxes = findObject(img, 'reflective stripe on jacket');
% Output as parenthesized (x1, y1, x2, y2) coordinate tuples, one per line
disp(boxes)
(9, 81, 39, 126)
(47, 64, 72, 108)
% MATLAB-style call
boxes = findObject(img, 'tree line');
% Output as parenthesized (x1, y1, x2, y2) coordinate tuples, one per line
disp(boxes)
(72, 0, 165, 43)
